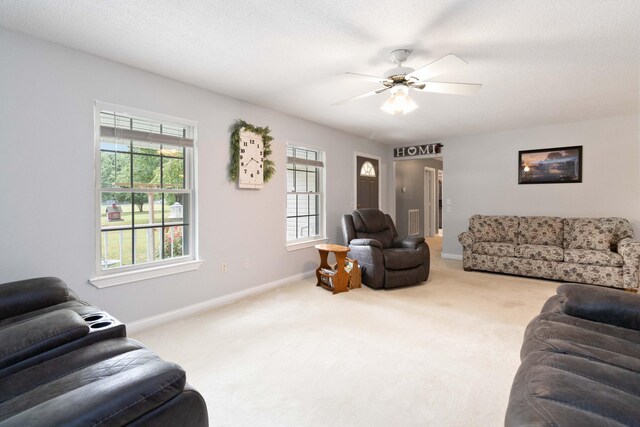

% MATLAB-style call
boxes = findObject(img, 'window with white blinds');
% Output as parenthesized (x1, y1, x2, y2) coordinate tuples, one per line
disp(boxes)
(286, 145, 325, 242)
(96, 106, 196, 274)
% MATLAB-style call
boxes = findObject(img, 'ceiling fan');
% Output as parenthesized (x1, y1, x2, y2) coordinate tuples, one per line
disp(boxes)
(334, 49, 482, 115)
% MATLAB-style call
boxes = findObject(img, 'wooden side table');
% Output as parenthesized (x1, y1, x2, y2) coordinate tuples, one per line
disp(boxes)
(315, 244, 350, 294)
(343, 258, 362, 289)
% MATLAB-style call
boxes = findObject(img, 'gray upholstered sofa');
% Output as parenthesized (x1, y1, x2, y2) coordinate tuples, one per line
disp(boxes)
(458, 215, 640, 290)
(506, 283, 640, 425)
(0, 277, 208, 426)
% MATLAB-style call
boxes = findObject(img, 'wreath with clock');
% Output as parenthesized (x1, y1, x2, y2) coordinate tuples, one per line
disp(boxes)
(228, 119, 275, 189)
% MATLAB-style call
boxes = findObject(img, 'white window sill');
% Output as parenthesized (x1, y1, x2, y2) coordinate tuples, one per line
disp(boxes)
(286, 237, 329, 252)
(90, 259, 204, 289)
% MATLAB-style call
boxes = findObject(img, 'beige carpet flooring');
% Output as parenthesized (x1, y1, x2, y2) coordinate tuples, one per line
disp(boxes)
(130, 237, 559, 426)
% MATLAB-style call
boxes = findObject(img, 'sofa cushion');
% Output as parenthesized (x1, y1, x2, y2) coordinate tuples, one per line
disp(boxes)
(0, 341, 187, 426)
(564, 217, 635, 249)
(352, 209, 394, 248)
(517, 216, 563, 246)
(469, 254, 499, 272)
(611, 217, 635, 242)
(514, 244, 563, 262)
(564, 248, 624, 267)
(383, 248, 426, 270)
(521, 311, 640, 364)
(469, 215, 519, 243)
(0, 338, 144, 404)
(0, 277, 75, 322)
(556, 263, 624, 287)
(472, 242, 516, 257)
(554, 283, 640, 331)
(564, 218, 618, 251)
(352, 209, 389, 233)
(505, 289, 640, 427)
(506, 349, 640, 426)
(496, 257, 558, 280)
(511, 310, 640, 425)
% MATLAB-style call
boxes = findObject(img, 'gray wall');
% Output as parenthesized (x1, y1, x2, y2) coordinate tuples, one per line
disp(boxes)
(440, 114, 640, 257)
(0, 27, 392, 323)
(395, 158, 443, 236)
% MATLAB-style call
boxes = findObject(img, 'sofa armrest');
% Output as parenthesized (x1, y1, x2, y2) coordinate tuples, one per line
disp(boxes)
(617, 238, 640, 290)
(347, 243, 385, 288)
(0, 277, 74, 321)
(350, 238, 382, 249)
(392, 236, 425, 249)
(0, 309, 89, 370)
(556, 283, 640, 331)
(618, 237, 640, 258)
(458, 231, 475, 271)
(458, 231, 474, 249)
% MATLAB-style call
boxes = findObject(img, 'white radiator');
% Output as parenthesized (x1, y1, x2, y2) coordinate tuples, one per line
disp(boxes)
(408, 209, 420, 235)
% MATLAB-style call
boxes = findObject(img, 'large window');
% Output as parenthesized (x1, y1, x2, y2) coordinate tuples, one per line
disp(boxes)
(286, 144, 325, 243)
(96, 105, 196, 274)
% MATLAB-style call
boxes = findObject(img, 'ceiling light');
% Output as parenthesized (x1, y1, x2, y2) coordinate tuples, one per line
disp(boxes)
(380, 85, 418, 115)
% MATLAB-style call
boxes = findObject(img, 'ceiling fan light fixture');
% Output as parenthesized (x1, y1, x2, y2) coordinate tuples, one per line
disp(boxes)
(380, 86, 418, 115)
(335, 50, 481, 111)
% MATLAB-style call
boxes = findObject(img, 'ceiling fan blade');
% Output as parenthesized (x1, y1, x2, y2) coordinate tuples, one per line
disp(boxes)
(406, 54, 467, 82)
(341, 72, 391, 84)
(413, 81, 482, 95)
(332, 87, 390, 106)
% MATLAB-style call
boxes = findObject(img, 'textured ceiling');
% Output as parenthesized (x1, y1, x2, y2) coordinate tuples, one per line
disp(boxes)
(1, 0, 639, 144)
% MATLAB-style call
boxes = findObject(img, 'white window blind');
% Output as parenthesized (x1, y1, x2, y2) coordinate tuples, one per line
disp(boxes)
(96, 108, 196, 273)
(286, 145, 324, 242)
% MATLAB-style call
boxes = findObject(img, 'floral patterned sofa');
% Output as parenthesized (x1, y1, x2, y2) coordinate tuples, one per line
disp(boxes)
(458, 215, 640, 290)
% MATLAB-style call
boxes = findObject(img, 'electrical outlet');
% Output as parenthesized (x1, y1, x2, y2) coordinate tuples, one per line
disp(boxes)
(244, 258, 250, 269)
(221, 263, 227, 273)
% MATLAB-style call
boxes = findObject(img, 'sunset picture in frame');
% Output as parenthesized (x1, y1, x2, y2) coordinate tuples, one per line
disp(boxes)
(518, 146, 582, 184)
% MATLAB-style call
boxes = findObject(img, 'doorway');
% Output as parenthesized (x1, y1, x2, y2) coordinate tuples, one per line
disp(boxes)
(424, 167, 437, 237)
(393, 156, 443, 238)
(356, 155, 379, 209)
(437, 170, 443, 235)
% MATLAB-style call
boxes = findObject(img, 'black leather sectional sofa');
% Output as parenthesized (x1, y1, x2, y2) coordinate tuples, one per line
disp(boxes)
(506, 283, 640, 426)
(0, 277, 208, 426)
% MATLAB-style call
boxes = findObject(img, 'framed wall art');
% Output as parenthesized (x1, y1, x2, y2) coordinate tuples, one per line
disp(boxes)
(518, 145, 582, 184)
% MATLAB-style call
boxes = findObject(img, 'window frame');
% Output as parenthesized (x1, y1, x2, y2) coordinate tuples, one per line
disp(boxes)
(360, 160, 376, 177)
(285, 142, 327, 251)
(90, 101, 201, 288)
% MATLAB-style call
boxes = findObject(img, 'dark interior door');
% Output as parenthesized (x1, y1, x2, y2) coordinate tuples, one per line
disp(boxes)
(356, 156, 379, 209)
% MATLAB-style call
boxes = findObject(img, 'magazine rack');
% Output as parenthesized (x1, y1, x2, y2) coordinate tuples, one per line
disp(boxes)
(315, 244, 361, 294)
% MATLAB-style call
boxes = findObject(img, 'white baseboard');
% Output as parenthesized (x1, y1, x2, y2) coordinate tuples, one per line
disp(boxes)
(441, 253, 463, 260)
(127, 270, 315, 333)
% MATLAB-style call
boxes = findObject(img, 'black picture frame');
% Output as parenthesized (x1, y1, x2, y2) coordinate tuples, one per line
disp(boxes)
(518, 145, 582, 184)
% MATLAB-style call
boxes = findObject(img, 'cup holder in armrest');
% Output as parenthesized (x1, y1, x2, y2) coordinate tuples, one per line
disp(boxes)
(83, 314, 105, 322)
(81, 312, 122, 334)
(89, 321, 113, 329)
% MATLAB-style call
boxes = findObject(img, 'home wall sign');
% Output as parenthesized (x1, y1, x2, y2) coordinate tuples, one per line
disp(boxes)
(228, 119, 275, 189)
(394, 143, 442, 158)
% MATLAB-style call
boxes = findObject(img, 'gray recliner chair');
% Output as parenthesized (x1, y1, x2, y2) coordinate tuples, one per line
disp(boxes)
(341, 209, 430, 289)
